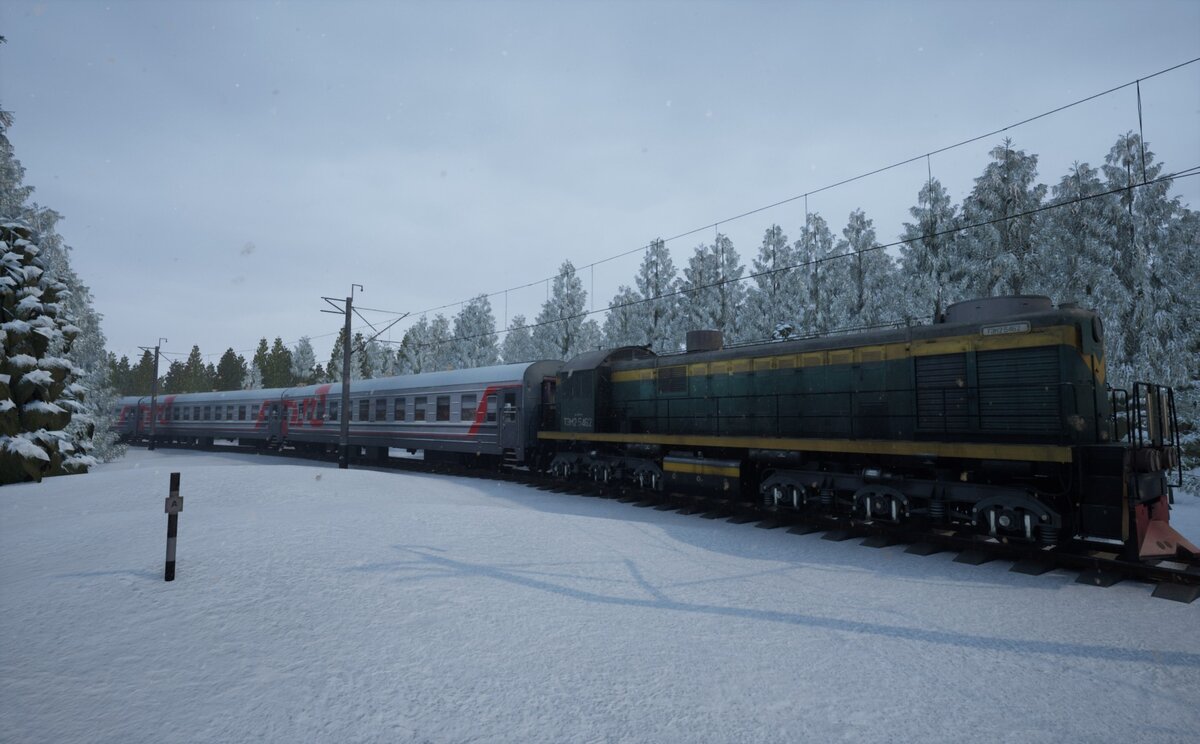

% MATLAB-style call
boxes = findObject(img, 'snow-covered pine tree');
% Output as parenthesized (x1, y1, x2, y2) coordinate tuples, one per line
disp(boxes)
(899, 177, 964, 322)
(602, 285, 643, 348)
(107, 354, 132, 395)
(215, 348, 247, 390)
(360, 337, 391, 379)
(327, 329, 347, 382)
(397, 317, 430, 374)
(1100, 133, 1189, 393)
(1040, 161, 1120, 312)
(0, 222, 94, 482)
(244, 338, 269, 389)
(243, 362, 263, 390)
(426, 315, 456, 371)
(679, 234, 746, 342)
(530, 261, 600, 359)
(794, 213, 838, 335)
(161, 359, 187, 394)
(181, 345, 209, 392)
(500, 315, 536, 363)
(451, 294, 499, 369)
(1169, 206, 1200, 483)
(959, 139, 1047, 298)
(291, 336, 317, 385)
(130, 350, 156, 395)
(634, 238, 683, 352)
(835, 209, 896, 330)
(350, 333, 371, 380)
(3, 107, 120, 461)
(744, 225, 797, 342)
(375, 345, 398, 378)
(266, 337, 294, 387)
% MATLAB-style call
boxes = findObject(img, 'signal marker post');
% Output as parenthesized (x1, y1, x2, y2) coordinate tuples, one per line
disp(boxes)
(164, 472, 183, 581)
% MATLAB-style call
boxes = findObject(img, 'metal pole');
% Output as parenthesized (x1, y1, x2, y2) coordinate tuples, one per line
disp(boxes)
(338, 286, 360, 468)
(164, 472, 182, 581)
(148, 341, 163, 450)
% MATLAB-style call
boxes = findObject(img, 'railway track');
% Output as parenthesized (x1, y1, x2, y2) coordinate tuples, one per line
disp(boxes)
(141, 442, 1200, 604)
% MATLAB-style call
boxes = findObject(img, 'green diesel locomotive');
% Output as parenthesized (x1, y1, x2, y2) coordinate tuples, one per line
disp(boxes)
(540, 296, 1194, 560)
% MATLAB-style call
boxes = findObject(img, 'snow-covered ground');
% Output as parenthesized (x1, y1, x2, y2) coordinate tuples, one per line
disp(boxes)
(2, 449, 1198, 744)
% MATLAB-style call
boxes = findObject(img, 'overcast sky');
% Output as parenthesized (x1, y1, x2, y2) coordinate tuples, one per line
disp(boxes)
(3, 0, 1198, 366)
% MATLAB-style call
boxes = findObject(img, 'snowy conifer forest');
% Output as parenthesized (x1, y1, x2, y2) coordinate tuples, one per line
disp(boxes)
(99, 132, 1200, 480)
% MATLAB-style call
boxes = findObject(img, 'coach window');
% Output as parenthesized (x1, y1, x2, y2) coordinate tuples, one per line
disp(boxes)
(239, 405, 246, 421)
(461, 394, 477, 422)
(316, 400, 325, 419)
(502, 392, 517, 421)
(436, 395, 450, 421)
(376, 398, 387, 422)
(358, 399, 370, 421)
(414, 397, 427, 421)
(394, 397, 406, 422)
(203, 405, 211, 420)
(329, 401, 339, 421)
(486, 394, 497, 422)
(193, 406, 200, 420)
(228, 405, 235, 420)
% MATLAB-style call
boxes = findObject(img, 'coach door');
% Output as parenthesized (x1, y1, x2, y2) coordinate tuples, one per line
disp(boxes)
(268, 402, 284, 440)
(499, 391, 519, 450)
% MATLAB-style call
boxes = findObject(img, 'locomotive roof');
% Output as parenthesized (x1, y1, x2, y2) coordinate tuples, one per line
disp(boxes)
(607, 304, 1097, 370)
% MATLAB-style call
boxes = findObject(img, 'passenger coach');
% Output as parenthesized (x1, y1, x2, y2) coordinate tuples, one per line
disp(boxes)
(117, 360, 563, 466)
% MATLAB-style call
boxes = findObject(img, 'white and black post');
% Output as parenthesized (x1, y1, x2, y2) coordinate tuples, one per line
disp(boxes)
(164, 472, 183, 581)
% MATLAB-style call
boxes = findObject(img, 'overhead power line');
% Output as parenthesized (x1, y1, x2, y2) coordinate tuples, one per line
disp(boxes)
(397, 165, 1200, 351)
(404, 55, 1200, 320)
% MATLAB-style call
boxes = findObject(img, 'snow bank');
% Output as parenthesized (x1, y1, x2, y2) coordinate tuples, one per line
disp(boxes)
(1, 449, 1197, 743)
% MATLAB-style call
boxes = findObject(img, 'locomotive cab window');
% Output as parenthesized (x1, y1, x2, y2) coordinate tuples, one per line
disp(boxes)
(436, 396, 450, 422)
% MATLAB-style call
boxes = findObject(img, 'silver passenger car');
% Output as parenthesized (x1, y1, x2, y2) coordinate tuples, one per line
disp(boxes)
(115, 360, 563, 464)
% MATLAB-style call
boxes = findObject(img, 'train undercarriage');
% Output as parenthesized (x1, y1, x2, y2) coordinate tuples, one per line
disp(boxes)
(544, 438, 1197, 563)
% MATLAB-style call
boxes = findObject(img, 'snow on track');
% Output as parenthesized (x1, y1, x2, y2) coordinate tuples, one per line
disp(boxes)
(2, 449, 1198, 743)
